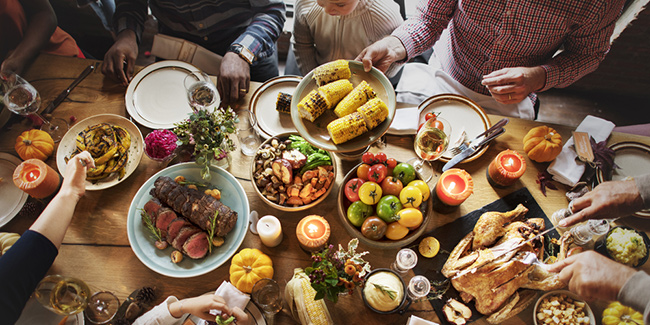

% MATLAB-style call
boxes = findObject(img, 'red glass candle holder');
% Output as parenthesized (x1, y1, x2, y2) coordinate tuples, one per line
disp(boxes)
(13, 159, 61, 199)
(487, 150, 526, 187)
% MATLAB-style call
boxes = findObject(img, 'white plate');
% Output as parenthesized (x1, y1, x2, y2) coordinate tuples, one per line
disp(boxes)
(0, 153, 28, 227)
(597, 141, 650, 217)
(249, 75, 301, 139)
(533, 290, 595, 325)
(126, 61, 218, 129)
(418, 94, 491, 163)
(126, 163, 250, 278)
(56, 114, 144, 191)
(15, 296, 84, 325)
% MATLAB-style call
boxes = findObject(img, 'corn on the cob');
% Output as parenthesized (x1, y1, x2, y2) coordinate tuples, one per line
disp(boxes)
(276, 92, 292, 114)
(334, 80, 376, 117)
(312, 60, 351, 86)
(327, 112, 368, 144)
(285, 268, 334, 325)
(318, 79, 353, 109)
(357, 97, 388, 130)
(298, 89, 329, 122)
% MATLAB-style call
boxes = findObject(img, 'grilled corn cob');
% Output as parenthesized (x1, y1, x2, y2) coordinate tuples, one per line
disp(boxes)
(298, 89, 328, 122)
(327, 112, 368, 144)
(276, 92, 292, 114)
(334, 80, 376, 117)
(318, 79, 353, 109)
(357, 97, 388, 129)
(312, 60, 351, 86)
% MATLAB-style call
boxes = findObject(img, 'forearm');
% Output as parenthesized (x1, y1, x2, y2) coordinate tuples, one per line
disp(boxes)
(539, 53, 603, 91)
(291, 18, 318, 74)
(113, 0, 149, 43)
(7, 10, 56, 70)
(29, 191, 80, 249)
(635, 174, 650, 209)
(391, 0, 454, 60)
(618, 271, 650, 324)
(233, 0, 285, 60)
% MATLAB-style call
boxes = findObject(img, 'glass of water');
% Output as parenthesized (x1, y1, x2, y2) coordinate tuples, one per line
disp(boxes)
(184, 71, 219, 111)
(236, 109, 261, 156)
(251, 278, 282, 325)
(407, 275, 431, 300)
(390, 248, 418, 275)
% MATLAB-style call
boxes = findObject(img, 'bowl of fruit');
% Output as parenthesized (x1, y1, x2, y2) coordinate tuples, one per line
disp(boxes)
(251, 133, 337, 211)
(337, 152, 433, 249)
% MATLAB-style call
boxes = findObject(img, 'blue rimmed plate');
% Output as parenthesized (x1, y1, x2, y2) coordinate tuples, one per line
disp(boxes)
(127, 162, 250, 278)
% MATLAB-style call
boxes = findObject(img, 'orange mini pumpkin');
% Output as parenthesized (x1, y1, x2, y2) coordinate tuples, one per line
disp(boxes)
(229, 248, 274, 293)
(523, 126, 563, 162)
(15, 129, 54, 161)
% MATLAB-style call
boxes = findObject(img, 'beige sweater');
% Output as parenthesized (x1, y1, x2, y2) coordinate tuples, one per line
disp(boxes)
(292, 0, 403, 75)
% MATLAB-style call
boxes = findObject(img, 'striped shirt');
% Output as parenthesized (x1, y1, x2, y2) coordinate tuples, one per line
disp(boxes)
(114, 0, 286, 60)
(392, 0, 625, 97)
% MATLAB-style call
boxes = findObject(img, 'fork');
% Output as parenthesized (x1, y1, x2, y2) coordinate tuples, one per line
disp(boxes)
(448, 118, 510, 155)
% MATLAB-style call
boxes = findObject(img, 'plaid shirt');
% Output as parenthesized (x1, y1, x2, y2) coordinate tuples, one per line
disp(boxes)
(392, 0, 625, 97)
(114, 0, 285, 60)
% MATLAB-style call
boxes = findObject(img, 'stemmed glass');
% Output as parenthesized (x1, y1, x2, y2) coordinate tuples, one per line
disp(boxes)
(251, 278, 282, 325)
(184, 71, 219, 111)
(2, 74, 69, 142)
(409, 117, 452, 183)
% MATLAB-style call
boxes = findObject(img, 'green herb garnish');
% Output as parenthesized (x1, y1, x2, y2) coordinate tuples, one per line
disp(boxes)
(206, 210, 219, 253)
(215, 315, 235, 325)
(141, 209, 162, 242)
(373, 283, 397, 300)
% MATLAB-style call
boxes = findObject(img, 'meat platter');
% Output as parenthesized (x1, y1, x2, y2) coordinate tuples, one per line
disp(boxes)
(127, 162, 250, 278)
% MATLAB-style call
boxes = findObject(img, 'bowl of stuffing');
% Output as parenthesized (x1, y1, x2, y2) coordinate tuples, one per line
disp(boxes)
(534, 290, 595, 325)
(596, 226, 650, 267)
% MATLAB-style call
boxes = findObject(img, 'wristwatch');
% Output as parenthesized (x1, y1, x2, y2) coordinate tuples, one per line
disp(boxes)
(228, 44, 255, 65)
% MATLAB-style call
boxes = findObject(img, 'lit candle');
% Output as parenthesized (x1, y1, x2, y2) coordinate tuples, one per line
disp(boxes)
(257, 215, 283, 247)
(296, 215, 331, 252)
(487, 149, 527, 187)
(434, 168, 473, 207)
(12, 159, 61, 199)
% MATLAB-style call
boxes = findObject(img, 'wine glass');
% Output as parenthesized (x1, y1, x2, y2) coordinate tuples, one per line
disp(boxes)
(251, 278, 282, 325)
(409, 117, 452, 183)
(184, 71, 219, 111)
(2, 74, 69, 142)
(85, 291, 120, 324)
(34, 275, 91, 316)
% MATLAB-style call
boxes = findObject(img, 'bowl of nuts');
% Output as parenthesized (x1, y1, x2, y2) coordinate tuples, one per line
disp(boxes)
(251, 133, 337, 211)
(534, 290, 595, 325)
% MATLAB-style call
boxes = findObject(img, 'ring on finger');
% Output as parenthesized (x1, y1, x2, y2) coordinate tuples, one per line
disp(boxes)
(239, 88, 248, 93)
(568, 201, 575, 214)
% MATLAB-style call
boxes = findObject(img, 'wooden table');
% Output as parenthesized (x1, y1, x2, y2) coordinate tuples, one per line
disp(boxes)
(2, 54, 649, 325)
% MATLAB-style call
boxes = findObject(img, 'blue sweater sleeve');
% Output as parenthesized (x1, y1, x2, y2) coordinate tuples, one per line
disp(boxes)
(0, 230, 58, 324)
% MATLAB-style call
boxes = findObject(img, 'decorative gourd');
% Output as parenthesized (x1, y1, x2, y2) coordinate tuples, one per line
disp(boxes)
(229, 248, 274, 293)
(522, 126, 562, 162)
(285, 268, 333, 325)
(602, 301, 644, 325)
(15, 129, 54, 161)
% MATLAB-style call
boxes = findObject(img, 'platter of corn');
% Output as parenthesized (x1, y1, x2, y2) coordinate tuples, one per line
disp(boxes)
(291, 60, 396, 152)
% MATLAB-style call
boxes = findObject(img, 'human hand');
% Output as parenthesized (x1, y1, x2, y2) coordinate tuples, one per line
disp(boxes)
(102, 29, 138, 87)
(560, 180, 645, 228)
(355, 36, 407, 73)
(169, 294, 250, 324)
(60, 151, 95, 200)
(481, 66, 546, 104)
(547, 250, 636, 301)
(218, 52, 250, 106)
(1, 58, 24, 78)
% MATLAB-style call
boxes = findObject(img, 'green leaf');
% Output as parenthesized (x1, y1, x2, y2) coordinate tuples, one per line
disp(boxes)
(314, 290, 325, 301)
(372, 283, 397, 300)
(325, 278, 339, 286)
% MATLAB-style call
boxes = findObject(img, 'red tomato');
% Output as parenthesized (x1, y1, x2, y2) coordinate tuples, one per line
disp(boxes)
(381, 177, 403, 196)
(368, 164, 388, 183)
(418, 123, 424, 132)
(432, 119, 444, 131)
(357, 163, 371, 180)
(386, 158, 397, 169)
(375, 152, 387, 164)
(362, 152, 375, 164)
(344, 178, 365, 202)
(425, 112, 435, 121)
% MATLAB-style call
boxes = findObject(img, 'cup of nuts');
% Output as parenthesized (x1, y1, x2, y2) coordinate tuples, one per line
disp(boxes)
(534, 290, 595, 325)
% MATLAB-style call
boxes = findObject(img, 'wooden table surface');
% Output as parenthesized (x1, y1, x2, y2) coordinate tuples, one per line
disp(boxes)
(2, 54, 650, 325)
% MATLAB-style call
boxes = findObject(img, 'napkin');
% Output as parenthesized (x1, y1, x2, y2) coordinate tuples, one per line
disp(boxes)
(406, 315, 440, 325)
(387, 106, 419, 135)
(197, 281, 250, 324)
(547, 115, 615, 186)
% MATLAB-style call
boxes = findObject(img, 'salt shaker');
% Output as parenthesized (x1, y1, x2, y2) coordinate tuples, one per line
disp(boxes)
(570, 219, 610, 246)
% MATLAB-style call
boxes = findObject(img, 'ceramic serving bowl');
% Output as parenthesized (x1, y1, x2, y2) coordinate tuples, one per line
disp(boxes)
(533, 290, 595, 325)
(595, 225, 650, 267)
(251, 132, 337, 212)
(362, 268, 408, 314)
(337, 162, 432, 249)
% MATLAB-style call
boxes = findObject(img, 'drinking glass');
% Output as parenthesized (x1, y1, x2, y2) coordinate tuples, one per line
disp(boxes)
(34, 275, 91, 316)
(184, 71, 218, 111)
(85, 291, 119, 324)
(408, 117, 452, 183)
(407, 275, 431, 300)
(2, 74, 69, 142)
(390, 248, 418, 275)
(251, 278, 282, 325)
(236, 109, 261, 156)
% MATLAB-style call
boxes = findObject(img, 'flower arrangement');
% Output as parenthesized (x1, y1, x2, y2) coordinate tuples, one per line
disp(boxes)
(305, 238, 371, 303)
(173, 107, 237, 180)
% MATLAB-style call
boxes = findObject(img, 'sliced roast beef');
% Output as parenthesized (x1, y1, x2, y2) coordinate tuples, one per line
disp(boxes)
(143, 199, 162, 225)
(155, 208, 177, 238)
(182, 232, 209, 259)
(166, 218, 191, 244)
(172, 226, 202, 251)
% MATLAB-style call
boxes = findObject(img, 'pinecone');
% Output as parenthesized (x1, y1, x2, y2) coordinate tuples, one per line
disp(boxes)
(136, 286, 156, 305)
(17, 201, 45, 219)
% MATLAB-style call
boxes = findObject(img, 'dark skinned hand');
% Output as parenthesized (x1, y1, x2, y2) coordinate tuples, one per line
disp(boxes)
(218, 52, 250, 106)
(102, 29, 138, 87)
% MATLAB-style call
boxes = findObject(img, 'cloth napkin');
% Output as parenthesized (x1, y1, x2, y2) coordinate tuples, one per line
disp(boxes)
(197, 281, 250, 324)
(406, 315, 440, 325)
(547, 115, 615, 186)
(387, 106, 419, 135)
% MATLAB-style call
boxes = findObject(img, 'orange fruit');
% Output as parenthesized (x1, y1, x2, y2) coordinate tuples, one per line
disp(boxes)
(385, 222, 409, 240)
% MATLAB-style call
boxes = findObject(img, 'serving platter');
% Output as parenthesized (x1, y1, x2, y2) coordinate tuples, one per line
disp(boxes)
(126, 162, 250, 278)
(249, 75, 301, 139)
(0, 153, 29, 228)
(290, 60, 396, 152)
(56, 114, 144, 191)
(596, 141, 650, 217)
(418, 94, 490, 163)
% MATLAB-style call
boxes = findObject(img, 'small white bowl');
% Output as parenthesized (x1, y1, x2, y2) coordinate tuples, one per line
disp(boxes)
(533, 290, 595, 325)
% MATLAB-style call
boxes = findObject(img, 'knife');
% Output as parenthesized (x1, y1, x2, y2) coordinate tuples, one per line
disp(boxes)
(442, 127, 506, 171)
(43, 64, 95, 115)
(453, 118, 510, 154)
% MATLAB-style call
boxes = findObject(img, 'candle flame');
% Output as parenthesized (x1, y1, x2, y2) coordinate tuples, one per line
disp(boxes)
(307, 223, 319, 235)
(505, 158, 514, 167)
(448, 181, 456, 192)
